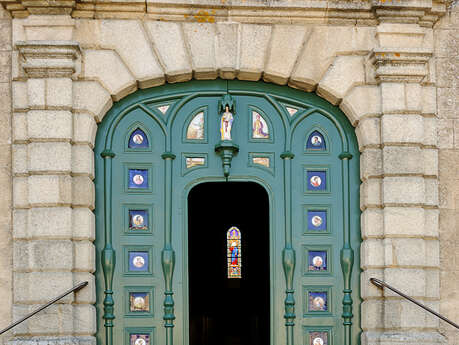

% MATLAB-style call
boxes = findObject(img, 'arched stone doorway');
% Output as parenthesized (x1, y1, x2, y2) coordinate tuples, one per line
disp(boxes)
(94, 80, 361, 345)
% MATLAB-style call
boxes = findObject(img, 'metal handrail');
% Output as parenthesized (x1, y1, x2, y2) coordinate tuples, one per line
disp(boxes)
(0, 281, 88, 335)
(370, 278, 459, 329)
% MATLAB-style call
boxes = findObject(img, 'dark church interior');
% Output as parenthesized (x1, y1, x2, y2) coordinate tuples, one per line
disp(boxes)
(188, 182, 271, 345)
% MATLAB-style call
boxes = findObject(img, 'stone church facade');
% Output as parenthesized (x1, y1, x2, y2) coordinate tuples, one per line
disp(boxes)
(0, 1, 458, 345)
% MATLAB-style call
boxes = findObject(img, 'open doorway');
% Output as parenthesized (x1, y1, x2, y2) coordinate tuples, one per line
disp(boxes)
(188, 182, 270, 345)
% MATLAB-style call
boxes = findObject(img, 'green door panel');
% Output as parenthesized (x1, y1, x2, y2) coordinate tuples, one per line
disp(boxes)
(94, 80, 361, 345)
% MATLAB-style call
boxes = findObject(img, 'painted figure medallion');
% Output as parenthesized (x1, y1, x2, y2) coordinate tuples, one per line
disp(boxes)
(187, 112, 205, 140)
(252, 111, 269, 139)
(130, 334, 150, 345)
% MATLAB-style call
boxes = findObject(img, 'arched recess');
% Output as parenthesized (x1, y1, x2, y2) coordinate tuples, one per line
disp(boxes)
(94, 79, 361, 345)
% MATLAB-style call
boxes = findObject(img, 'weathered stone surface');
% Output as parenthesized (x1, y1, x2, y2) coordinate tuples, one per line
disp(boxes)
(361, 148, 383, 180)
(263, 25, 308, 85)
(72, 176, 94, 209)
(238, 24, 271, 81)
(13, 144, 27, 175)
(73, 240, 95, 272)
(12, 81, 27, 111)
(14, 272, 74, 303)
(361, 208, 383, 238)
(317, 56, 365, 105)
(382, 177, 425, 205)
(72, 144, 94, 178)
(28, 175, 72, 206)
(215, 22, 238, 79)
(27, 78, 45, 109)
(381, 83, 405, 113)
(72, 207, 95, 241)
(144, 21, 192, 83)
(73, 304, 96, 335)
(183, 22, 217, 80)
(0, 51, 11, 83)
(384, 207, 428, 238)
(382, 115, 424, 145)
(83, 49, 137, 102)
(361, 178, 382, 210)
(382, 146, 424, 175)
(356, 117, 381, 149)
(27, 110, 72, 141)
(13, 112, 28, 143)
(28, 142, 72, 173)
(46, 78, 72, 109)
(340, 85, 381, 126)
(100, 19, 165, 88)
(361, 239, 384, 268)
(73, 112, 97, 147)
(14, 240, 73, 271)
(28, 207, 72, 239)
(73, 81, 112, 122)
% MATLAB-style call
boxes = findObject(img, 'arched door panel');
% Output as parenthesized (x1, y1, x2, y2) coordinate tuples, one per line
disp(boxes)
(95, 80, 361, 345)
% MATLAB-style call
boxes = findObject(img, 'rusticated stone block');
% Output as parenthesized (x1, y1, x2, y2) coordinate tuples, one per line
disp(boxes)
(14, 240, 73, 271)
(73, 81, 112, 122)
(11, 304, 74, 336)
(73, 113, 97, 147)
(356, 117, 381, 149)
(72, 144, 94, 178)
(238, 24, 271, 81)
(215, 22, 238, 79)
(28, 175, 72, 206)
(360, 178, 382, 210)
(317, 56, 365, 105)
(72, 176, 94, 209)
(382, 176, 425, 205)
(27, 110, 72, 141)
(74, 304, 96, 335)
(14, 271, 74, 303)
(73, 240, 95, 272)
(28, 142, 72, 173)
(383, 268, 426, 297)
(27, 78, 45, 109)
(13, 144, 27, 175)
(361, 300, 383, 330)
(382, 114, 424, 145)
(361, 148, 383, 180)
(340, 85, 381, 126)
(383, 207, 425, 237)
(83, 49, 137, 102)
(72, 207, 95, 241)
(264, 25, 309, 85)
(13, 176, 28, 208)
(12, 81, 27, 111)
(73, 272, 96, 304)
(28, 207, 72, 239)
(144, 21, 192, 83)
(13, 112, 28, 143)
(361, 239, 384, 268)
(361, 208, 383, 238)
(100, 19, 164, 88)
(183, 22, 217, 80)
(46, 78, 72, 109)
(382, 146, 423, 175)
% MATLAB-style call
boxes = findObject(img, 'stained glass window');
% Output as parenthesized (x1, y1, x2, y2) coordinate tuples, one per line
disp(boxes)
(227, 226, 241, 279)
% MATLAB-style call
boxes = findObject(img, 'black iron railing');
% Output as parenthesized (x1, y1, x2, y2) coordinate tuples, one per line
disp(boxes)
(370, 278, 459, 329)
(0, 281, 88, 335)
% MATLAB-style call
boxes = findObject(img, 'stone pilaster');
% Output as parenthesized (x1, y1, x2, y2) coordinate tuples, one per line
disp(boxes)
(10, 17, 96, 345)
(363, 5, 445, 344)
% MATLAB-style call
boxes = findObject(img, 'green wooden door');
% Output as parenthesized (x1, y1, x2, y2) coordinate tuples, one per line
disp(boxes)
(95, 80, 361, 345)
